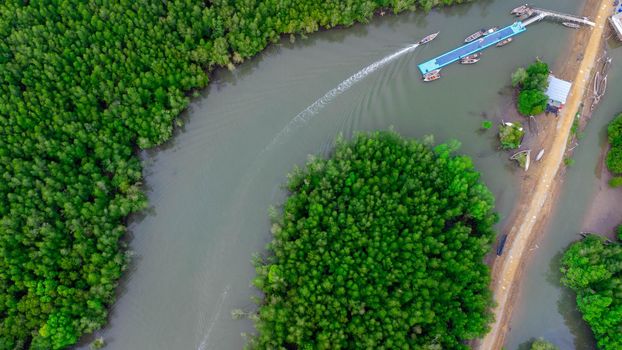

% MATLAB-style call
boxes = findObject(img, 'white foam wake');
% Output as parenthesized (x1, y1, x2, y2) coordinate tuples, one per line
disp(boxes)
(265, 42, 420, 150)
(197, 285, 230, 350)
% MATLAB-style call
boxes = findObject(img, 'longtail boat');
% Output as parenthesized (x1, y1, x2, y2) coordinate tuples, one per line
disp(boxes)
(423, 69, 441, 82)
(465, 29, 485, 43)
(562, 22, 580, 29)
(419, 32, 439, 45)
(496, 37, 513, 47)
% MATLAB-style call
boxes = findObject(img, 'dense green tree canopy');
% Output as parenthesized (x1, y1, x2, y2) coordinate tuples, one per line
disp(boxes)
(252, 132, 498, 349)
(561, 236, 622, 350)
(606, 113, 622, 174)
(0, 0, 472, 348)
(513, 60, 550, 116)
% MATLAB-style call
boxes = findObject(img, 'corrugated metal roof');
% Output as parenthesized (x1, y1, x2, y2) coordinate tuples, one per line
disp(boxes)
(546, 75, 572, 104)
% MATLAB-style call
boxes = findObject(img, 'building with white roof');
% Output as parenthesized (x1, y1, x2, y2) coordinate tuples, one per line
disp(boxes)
(545, 75, 572, 110)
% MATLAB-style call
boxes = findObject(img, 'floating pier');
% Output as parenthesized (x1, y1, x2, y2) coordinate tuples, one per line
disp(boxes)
(418, 5, 595, 76)
(418, 22, 526, 74)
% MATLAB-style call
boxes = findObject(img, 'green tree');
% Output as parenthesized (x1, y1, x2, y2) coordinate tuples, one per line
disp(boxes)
(518, 89, 548, 116)
(511, 67, 527, 87)
(251, 132, 498, 349)
(561, 236, 622, 350)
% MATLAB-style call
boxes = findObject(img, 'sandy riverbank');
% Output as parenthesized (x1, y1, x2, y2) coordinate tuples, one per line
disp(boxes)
(476, 0, 613, 348)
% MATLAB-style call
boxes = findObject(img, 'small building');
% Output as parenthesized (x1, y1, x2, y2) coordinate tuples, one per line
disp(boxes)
(610, 12, 622, 41)
(545, 75, 572, 112)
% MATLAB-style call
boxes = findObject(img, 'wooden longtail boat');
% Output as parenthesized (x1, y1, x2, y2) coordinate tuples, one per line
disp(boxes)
(496, 37, 513, 47)
(465, 30, 485, 43)
(562, 22, 581, 29)
(419, 32, 439, 45)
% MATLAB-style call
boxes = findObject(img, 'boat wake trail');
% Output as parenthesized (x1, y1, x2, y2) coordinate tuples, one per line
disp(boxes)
(264, 42, 420, 151)
(197, 285, 231, 350)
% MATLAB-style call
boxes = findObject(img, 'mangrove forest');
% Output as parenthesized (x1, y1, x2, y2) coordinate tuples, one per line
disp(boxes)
(0, 0, 471, 348)
(561, 235, 622, 350)
(251, 132, 498, 349)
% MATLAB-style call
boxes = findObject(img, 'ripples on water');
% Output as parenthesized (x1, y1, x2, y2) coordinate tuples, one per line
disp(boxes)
(264, 42, 421, 151)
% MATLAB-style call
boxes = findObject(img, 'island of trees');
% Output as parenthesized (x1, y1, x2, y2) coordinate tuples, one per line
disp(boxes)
(0, 0, 475, 347)
(251, 132, 498, 349)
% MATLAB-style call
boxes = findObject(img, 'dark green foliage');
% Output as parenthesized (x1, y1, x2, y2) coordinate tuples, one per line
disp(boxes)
(618, 225, 622, 241)
(0, 0, 472, 348)
(609, 177, 622, 188)
(252, 132, 498, 349)
(560, 236, 622, 350)
(514, 60, 550, 116)
(518, 89, 548, 116)
(530, 338, 559, 350)
(606, 114, 622, 174)
(523, 61, 550, 91)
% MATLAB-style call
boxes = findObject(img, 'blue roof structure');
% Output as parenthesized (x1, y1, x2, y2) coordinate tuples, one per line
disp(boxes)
(418, 22, 527, 74)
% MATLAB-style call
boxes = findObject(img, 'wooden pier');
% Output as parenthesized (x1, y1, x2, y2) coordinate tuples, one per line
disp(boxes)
(522, 6, 595, 27)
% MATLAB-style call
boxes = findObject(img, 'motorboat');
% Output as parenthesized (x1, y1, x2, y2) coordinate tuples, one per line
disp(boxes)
(562, 22, 581, 29)
(465, 29, 485, 43)
(496, 37, 513, 47)
(484, 26, 499, 35)
(423, 70, 441, 82)
(460, 57, 480, 64)
(419, 32, 439, 45)
(536, 149, 545, 161)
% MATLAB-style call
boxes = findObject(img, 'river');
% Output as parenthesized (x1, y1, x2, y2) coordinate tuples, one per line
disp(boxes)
(81, 0, 594, 349)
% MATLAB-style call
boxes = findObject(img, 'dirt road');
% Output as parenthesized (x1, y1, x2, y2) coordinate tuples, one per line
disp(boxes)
(477, 1, 613, 349)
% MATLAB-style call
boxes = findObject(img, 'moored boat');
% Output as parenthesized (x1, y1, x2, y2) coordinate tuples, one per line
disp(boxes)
(536, 149, 545, 161)
(496, 37, 513, 47)
(562, 22, 581, 29)
(465, 29, 485, 43)
(511, 4, 529, 15)
(484, 26, 499, 35)
(463, 53, 482, 60)
(423, 69, 441, 82)
(419, 32, 439, 45)
(460, 57, 480, 64)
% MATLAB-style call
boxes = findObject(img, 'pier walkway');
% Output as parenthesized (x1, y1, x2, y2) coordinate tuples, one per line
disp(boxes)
(528, 7, 596, 27)
(418, 22, 526, 74)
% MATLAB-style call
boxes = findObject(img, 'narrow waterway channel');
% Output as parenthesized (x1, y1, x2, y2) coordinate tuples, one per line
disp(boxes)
(80, 1, 592, 349)
(505, 41, 622, 350)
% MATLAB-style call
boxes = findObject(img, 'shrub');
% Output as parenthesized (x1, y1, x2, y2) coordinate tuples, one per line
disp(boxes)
(511, 67, 528, 87)
(531, 338, 559, 350)
(252, 132, 498, 349)
(498, 122, 525, 150)
(609, 176, 622, 188)
(481, 120, 493, 130)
